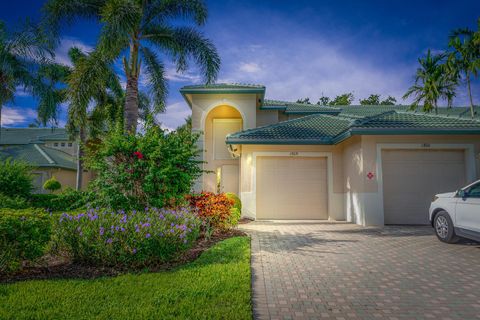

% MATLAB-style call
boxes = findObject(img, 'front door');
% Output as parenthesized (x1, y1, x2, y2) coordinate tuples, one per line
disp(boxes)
(219, 165, 239, 194)
(456, 181, 480, 233)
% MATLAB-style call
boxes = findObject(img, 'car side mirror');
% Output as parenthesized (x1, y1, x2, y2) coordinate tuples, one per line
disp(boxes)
(457, 190, 468, 199)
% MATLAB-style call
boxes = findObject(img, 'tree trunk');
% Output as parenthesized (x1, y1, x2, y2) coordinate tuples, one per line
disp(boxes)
(76, 127, 86, 191)
(434, 100, 438, 114)
(124, 75, 139, 133)
(123, 38, 140, 133)
(466, 73, 475, 118)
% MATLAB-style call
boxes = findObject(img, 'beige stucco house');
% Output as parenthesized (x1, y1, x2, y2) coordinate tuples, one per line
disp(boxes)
(0, 128, 93, 193)
(181, 83, 480, 226)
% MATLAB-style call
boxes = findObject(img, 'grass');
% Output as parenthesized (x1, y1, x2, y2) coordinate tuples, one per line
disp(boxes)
(0, 237, 251, 320)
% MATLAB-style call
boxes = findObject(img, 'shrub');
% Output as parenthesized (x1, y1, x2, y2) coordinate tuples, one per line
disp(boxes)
(86, 123, 203, 210)
(30, 188, 86, 211)
(0, 193, 29, 209)
(0, 158, 33, 198)
(0, 209, 52, 273)
(187, 192, 235, 230)
(43, 176, 62, 193)
(226, 193, 241, 211)
(52, 207, 201, 267)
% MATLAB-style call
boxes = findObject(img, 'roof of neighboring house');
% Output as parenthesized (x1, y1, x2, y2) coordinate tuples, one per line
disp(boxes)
(0, 128, 76, 170)
(180, 83, 266, 94)
(0, 128, 70, 144)
(227, 108, 480, 145)
(261, 99, 341, 115)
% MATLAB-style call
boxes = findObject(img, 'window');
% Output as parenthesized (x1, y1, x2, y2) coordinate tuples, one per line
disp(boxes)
(212, 119, 242, 160)
(68, 143, 73, 147)
(61, 143, 65, 147)
(467, 182, 480, 198)
(54, 143, 59, 147)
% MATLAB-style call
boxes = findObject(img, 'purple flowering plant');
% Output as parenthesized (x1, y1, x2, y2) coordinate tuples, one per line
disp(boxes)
(53, 206, 201, 267)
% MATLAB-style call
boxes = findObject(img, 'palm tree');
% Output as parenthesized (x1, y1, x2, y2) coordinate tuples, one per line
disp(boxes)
(0, 20, 52, 139)
(65, 47, 124, 190)
(403, 50, 448, 113)
(449, 28, 479, 118)
(44, 0, 221, 133)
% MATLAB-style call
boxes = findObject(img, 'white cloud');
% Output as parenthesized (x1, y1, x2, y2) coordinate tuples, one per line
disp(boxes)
(239, 62, 261, 74)
(1, 106, 36, 126)
(155, 101, 191, 131)
(218, 35, 414, 105)
(55, 37, 94, 67)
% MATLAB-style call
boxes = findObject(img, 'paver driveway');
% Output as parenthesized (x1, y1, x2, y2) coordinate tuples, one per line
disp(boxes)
(240, 221, 480, 320)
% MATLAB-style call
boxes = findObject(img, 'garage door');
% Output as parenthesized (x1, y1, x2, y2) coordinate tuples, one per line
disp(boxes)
(256, 156, 328, 219)
(382, 149, 466, 225)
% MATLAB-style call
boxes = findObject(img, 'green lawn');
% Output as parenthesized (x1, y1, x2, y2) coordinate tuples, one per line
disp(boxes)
(0, 237, 251, 320)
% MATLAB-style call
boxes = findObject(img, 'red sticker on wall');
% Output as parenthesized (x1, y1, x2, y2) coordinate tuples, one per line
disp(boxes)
(367, 172, 375, 180)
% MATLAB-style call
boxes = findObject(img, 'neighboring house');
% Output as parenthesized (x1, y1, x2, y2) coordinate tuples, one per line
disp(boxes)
(181, 83, 480, 226)
(0, 128, 93, 193)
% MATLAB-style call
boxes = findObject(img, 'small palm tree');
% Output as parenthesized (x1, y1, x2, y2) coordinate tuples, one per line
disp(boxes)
(0, 20, 52, 138)
(66, 47, 124, 190)
(44, 0, 221, 133)
(449, 28, 480, 118)
(403, 50, 448, 113)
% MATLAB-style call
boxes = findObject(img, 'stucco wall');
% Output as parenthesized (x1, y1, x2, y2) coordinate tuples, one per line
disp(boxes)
(32, 168, 93, 193)
(238, 135, 480, 225)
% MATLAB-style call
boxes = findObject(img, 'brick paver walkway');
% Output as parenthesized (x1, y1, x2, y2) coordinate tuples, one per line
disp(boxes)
(240, 221, 480, 320)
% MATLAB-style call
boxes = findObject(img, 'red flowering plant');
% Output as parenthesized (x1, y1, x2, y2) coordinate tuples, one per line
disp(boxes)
(85, 122, 203, 210)
(186, 192, 235, 231)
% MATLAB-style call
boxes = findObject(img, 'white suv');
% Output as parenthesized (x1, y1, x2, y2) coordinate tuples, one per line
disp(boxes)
(429, 180, 480, 243)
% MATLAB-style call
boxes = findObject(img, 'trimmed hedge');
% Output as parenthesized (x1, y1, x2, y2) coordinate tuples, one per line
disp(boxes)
(0, 209, 52, 273)
(30, 188, 86, 211)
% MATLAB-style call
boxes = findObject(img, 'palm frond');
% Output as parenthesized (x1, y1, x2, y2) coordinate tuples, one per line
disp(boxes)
(140, 46, 167, 114)
(143, 0, 208, 26)
(145, 25, 220, 84)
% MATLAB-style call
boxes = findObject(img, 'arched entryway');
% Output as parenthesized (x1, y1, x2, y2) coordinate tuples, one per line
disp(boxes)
(202, 105, 243, 194)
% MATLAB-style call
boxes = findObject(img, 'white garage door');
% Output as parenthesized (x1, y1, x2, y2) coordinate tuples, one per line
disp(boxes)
(382, 149, 466, 225)
(256, 156, 328, 219)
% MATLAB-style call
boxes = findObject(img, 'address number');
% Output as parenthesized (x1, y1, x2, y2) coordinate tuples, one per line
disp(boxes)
(290, 152, 299, 156)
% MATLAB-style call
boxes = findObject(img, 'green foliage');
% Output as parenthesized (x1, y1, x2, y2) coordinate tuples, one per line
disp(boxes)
(226, 192, 242, 211)
(360, 94, 397, 105)
(0, 193, 29, 209)
(86, 123, 203, 210)
(53, 207, 201, 267)
(30, 188, 86, 211)
(296, 97, 311, 104)
(380, 96, 397, 105)
(0, 158, 33, 198)
(359, 94, 380, 105)
(403, 50, 451, 113)
(448, 28, 479, 117)
(43, 0, 220, 132)
(317, 95, 330, 105)
(329, 93, 354, 106)
(43, 176, 62, 193)
(0, 237, 251, 319)
(0, 208, 52, 273)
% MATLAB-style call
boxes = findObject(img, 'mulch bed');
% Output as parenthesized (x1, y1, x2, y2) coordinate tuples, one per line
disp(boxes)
(0, 229, 247, 284)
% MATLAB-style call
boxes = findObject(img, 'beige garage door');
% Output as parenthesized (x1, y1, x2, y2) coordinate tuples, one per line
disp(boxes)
(382, 149, 466, 225)
(256, 156, 328, 219)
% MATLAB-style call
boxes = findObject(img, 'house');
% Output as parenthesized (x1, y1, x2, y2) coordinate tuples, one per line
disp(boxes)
(0, 128, 93, 193)
(181, 83, 480, 226)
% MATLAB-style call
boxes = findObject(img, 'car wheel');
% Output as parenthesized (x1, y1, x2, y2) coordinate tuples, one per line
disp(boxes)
(434, 211, 458, 243)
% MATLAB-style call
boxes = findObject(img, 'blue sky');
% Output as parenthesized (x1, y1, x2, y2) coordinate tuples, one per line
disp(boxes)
(1, 0, 479, 129)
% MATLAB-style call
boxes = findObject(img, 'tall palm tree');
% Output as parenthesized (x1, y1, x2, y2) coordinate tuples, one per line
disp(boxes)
(449, 28, 480, 118)
(0, 20, 52, 139)
(403, 50, 448, 113)
(44, 0, 221, 133)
